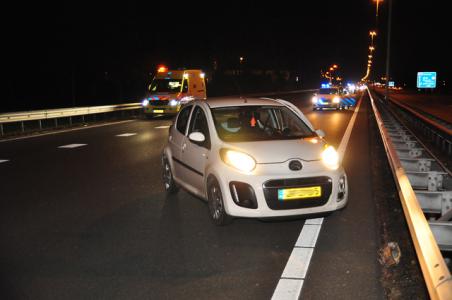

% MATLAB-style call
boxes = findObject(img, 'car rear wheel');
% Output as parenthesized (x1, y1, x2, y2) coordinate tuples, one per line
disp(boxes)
(207, 177, 232, 226)
(162, 156, 179, 194)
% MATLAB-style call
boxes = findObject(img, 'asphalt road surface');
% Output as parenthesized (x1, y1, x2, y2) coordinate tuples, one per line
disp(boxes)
(0, 91, 383, 299)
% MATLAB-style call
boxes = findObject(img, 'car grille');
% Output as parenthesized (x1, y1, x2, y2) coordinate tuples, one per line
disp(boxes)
(262, 176, 332, 210)
(150, 100, 169, 106)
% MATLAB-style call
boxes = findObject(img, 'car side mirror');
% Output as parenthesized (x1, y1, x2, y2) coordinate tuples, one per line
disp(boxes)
(188, 132, 205, 143)
(315, 129, 325, 138)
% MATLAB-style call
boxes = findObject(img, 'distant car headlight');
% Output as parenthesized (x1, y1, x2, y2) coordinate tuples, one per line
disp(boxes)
(142, 99, 149, 106)
(321, 145, 339, 170)
(169, 99, 178, 106)
(312, 96, 318, 104)
(333, 96, 341, 103)
(220, 149, 256, 173)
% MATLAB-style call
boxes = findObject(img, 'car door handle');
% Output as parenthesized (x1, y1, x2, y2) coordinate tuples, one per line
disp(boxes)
(182, 143, 187, 152)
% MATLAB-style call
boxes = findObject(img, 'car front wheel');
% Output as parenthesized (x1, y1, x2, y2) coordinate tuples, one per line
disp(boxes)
(162, 156, 179, 194)
(207, 177, 232, 226)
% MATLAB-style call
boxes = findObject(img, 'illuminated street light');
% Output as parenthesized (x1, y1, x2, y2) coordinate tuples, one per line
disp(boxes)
(239, 56, 244, 63)
(369, 30, 377, 46)
(368, 55, 373, 58)
(369, 46, 375, 51)
(333, 64, 338, 69)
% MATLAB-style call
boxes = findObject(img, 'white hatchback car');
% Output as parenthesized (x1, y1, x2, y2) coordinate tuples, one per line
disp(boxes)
(162, 97, 348, 225)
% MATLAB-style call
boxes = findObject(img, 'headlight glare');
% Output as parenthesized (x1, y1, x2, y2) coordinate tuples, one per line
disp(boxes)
(142, 99, 149, 106)
(169, 99, 178, 106)
(312, 96, 318, 104)
(333, 96, 341, 103)
(221, 149, 256, 173)
(321, 145, 339, 170)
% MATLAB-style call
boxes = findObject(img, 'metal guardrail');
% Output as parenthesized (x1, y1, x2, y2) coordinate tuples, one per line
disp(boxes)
(0, 103, 142, 136)
(374, 90, 452, 156)
(369, 89, 452, 300)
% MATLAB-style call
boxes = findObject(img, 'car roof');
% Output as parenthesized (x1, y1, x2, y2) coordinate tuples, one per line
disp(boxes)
(204, 97, 284, 108)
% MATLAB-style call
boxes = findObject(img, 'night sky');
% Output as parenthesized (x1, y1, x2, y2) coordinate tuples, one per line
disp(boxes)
(3, 1, 450, 112)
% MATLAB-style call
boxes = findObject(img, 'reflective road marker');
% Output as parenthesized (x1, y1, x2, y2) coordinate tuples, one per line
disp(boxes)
(116, 133, 137, 137)
(0, 159, 9, 163)
(272, 97, 363, 300)
(58, 144, 87, 149)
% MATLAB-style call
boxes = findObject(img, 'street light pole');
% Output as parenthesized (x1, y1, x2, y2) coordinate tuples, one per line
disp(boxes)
(384, 0, 392, 100)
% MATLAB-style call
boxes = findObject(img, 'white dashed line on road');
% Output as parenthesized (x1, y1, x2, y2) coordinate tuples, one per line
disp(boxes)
(116, 133, 137, 137)
(58, 144, 87, 149)
(155, 125, 170, 129)
(272, 96, 363, 300)
(0, 159, 10, 163)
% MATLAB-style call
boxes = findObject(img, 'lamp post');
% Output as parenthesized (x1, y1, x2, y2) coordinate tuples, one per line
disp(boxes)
(384, 0, 392, 100)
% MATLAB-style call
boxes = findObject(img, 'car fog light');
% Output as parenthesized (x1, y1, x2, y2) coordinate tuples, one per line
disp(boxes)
(312, 96, 318, 104)
(142, 99, 149, 106)
(220, 149, 256, 173)
(169, 99, 178, 106)
(321, 145, 339, 170)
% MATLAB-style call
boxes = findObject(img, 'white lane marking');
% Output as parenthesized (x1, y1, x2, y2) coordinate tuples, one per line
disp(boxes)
(58, 144, 87, 149)
(116, 133, 137, 137)
(272, 279, 303, 300)
(304, 218, 323, 225)
(0, 120, 135, 143)
(272, 96, 363, 300)
(281, 247, 313, 279)
(295, 224, 322, 248)
(155, 125, 170, 129)
(0, 159, 9, 163)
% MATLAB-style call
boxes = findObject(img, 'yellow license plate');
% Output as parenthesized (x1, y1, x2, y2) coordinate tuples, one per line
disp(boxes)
(153, 109, 164, 113)
(278, 186, 322, 200)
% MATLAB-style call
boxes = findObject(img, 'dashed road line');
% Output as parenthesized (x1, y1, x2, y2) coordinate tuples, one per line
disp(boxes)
(58, 144, 87, 149)
(155, 125, 170, 129)
(0, 159, 9, 164)
(116, 133, 137, 137)
(272, 96, 363, 300)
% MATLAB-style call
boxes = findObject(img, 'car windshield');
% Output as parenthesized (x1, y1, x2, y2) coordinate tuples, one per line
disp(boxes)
(319, 88, 339, 95)
(149, 79, 182, 93)
(211, 105, 315, 142)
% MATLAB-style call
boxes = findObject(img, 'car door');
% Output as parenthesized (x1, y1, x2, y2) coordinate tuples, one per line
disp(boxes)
(169, 105, 193, 179)
(179, 105, 211, 192)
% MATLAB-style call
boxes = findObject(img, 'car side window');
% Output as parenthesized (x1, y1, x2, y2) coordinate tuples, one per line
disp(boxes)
(176, 105, 192, 134)
(188, 106, 211, 149)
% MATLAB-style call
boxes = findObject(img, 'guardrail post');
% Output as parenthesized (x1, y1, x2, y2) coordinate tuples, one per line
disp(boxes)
(38, 120, 42, 130)
(82, 115, 85, 123)
(69, 116, 72, 126)
(21, 121, 25, 132)
(0, 124, 3, 136)
(54, 118, 58, 128)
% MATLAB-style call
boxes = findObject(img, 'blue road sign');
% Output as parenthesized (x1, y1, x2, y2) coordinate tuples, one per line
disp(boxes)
(417, 72, 436, 88)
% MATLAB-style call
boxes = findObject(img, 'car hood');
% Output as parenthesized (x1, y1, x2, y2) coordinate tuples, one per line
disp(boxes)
(224, 139, 325, 163)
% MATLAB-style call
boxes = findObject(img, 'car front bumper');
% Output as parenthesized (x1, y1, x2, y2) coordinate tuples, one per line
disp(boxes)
(143, 104, 180, 115)
(208, 161, 348, 218)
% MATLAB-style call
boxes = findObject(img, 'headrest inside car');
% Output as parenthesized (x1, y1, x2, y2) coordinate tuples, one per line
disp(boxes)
(227, 118, 241, 128)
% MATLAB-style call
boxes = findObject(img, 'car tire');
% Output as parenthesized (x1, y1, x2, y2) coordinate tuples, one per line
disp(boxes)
(162, 155, 179, 194)
(207, 176, 232, 226)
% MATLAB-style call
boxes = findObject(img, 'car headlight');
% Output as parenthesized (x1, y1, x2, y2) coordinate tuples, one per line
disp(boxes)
(333, 96, 341, 103)
(321, 145, 339, 170)
(220, 149, 256, 173)
(312, 96, 318, 104)
(169, 99, 178, 106)
(142, 99, 149, 106)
